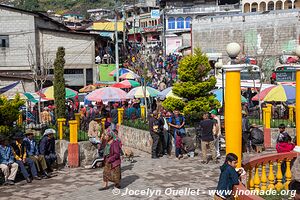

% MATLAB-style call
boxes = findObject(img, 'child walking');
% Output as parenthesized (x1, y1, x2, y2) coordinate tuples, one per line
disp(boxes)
(175, 130, 183, 160)
(215, 153, 241, 200)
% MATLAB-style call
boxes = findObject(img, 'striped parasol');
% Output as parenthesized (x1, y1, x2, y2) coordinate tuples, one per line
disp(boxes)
(252, 85, 295, 102)
(126, 86, 160, 99)
(86, 87, 127, 102)
(39, 86, 78, 100)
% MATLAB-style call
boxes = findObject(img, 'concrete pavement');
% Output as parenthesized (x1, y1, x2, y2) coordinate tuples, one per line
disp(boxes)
(0, 149, 223, 200)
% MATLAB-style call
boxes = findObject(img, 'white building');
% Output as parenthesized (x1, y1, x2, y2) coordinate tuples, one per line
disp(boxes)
(0, 4, 96, 94)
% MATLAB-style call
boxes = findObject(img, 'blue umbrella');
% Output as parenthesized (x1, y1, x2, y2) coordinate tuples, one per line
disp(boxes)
(212, 89, 247, 104)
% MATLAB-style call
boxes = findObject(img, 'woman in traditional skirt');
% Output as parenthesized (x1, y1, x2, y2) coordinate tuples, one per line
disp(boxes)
(100, 132, 121, 190)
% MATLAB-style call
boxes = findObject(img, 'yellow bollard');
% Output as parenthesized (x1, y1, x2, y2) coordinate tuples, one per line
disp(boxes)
(18, 113, 23, 125)
(140, 105, 145, 119)
(101, 118, 106, 133)
(288, 106, 294, 122)
(74, 113, 81, 129)
(224, 68, 243, 167)
(262, 108, 267, 127)
(57, 118, 66, 140)
(117, 108, 124, 125)
(69, 120, 78, 144)
(296, 69, 300, 146)
(265, 105, 272, 129)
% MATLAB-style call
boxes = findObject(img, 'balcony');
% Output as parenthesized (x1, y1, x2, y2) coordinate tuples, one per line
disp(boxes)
(233, 151, 299, 199)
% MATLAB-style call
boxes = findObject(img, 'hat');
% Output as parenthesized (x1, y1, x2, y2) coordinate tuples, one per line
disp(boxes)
(242, 110, 247, 115)
(44, 128, 56, 136)
(25, 129, 34, 135)
(250, 123, 257, 127)
(210, 109, 218, 115)
(14, 132, 25, 139)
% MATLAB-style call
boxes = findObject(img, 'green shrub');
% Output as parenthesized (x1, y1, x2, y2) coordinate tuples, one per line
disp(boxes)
(162, 97, 185, 112)
(123, 119, 149, 131)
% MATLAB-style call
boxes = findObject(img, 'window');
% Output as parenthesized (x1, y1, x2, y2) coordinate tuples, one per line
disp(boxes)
(0, 35, 9, 48)
(168, 17, 175, 29)
(176, 17, 184, 29)
(185, 17, 192, 28)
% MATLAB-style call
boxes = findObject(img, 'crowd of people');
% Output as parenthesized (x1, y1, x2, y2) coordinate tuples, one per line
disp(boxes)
(123, 53, 182, 91)
(0, 129, 57, 185)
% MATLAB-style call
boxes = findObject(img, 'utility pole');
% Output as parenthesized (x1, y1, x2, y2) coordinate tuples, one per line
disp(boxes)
(115, 0, 119, 82)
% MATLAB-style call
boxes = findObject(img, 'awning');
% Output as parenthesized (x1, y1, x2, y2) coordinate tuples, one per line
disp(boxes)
(0, 81, 20, 94)
(99, 31, 114, 39)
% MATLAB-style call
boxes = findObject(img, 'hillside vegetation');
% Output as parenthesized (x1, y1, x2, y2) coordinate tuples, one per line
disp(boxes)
(0, 0, 116, 16)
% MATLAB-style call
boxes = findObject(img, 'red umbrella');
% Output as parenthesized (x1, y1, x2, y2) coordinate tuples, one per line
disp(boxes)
(111, 82, 131, 89)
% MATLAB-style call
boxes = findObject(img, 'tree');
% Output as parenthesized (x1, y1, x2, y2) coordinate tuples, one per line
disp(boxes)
(53, 47, 66, 119)
(27, 44, 52, 123)
(0, 94, 25, 136)
(169, 48, 220, 119)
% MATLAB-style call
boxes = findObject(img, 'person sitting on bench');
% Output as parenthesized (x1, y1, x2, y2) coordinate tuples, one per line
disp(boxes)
(23, 129, 51, 178)
(0, 135, 18, 185)
(11, 132, 41, 183)
(39, 129, 57, 172)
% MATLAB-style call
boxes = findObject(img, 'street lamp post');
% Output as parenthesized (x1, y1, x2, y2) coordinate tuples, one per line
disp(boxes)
(223, 43, 245, 168)
(293, 46, 300, 146)
(215, 61, 225, 110)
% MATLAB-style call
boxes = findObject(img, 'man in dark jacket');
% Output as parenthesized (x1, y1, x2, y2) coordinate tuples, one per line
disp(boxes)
(11, 132, 41, 183)
(23, 130, 50, 178)
(199, 113, 218, 164)
(149, 111, 164, 159)
(215, 153, 240, 200)
(39, 129, 57, 171)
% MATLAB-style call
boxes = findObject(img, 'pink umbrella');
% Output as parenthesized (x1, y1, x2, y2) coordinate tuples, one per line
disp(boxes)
(86, 87, 127, 102)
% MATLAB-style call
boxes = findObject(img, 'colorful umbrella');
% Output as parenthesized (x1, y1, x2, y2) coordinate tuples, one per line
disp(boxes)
(112, 80, 140, 89)
(111, 82, 131, 89)
(39, 86, 78, 100)
(252, 85, 295, 102)
(212, 89, 248, 104)
(126, 86, 160, 98)
(86, 87, 127, 102)
(79, 85, 96, 93)
(22, 92, 48, 103)
(157, 87, 182, 100)
(109, 68, 135, 77)
(119, 72, 140, 80)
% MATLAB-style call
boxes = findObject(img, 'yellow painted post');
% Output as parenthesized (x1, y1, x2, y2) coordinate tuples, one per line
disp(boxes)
(285, 159, 292, 190)
(288, 106, 295, 122)
(57, 118, 66, 140)
(74, 113, 81, 129)
(141, 105, 145, 119)
(117, 108, 124, 125)
(224, 67, 243, 167)
(268, 161, 275, 190)
(262, 108, 267, 128)
(261, 163, 267, 191)
(275, 160, 283, 191)
(69, 120, 78, 144)
(101, 118, 106, 132)
(254, 165, 261, 191)
(265, 105, 272, 129)
(18, 113, 23, 125)
(296, 69, 300, 146)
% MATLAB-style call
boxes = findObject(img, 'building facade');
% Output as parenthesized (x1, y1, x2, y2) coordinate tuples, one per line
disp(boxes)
(0, 5, 96, 92)
(243, 0, 300, 12)
(192, 9, 300, 58)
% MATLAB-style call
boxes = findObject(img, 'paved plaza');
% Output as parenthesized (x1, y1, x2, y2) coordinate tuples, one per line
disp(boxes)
(0, 149, 223, 200)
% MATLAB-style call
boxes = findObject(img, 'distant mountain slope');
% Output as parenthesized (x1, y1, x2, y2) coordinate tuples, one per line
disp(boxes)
(0, 0, 116, 16)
